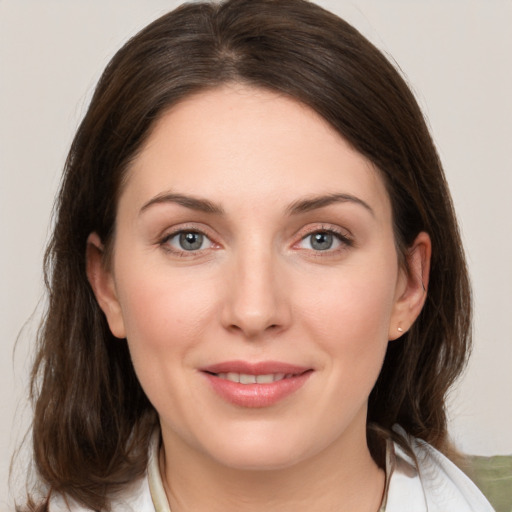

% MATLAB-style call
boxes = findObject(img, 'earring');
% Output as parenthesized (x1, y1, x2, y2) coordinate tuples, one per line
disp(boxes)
(397, 326, 404, 333)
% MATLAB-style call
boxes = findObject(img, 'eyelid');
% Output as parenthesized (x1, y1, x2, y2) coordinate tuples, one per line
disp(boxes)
(165, 231, 212, 251)
(292, 224, 354, 251)
(155, 222, 353, 257)
(157, 223, 221, 256)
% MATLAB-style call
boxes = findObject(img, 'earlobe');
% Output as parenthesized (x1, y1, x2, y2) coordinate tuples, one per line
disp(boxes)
(86, 233, 126, 339)
(389, 231, 431, 340)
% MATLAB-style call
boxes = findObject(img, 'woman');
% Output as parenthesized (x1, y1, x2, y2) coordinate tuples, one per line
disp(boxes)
(20, 0, 493, 510)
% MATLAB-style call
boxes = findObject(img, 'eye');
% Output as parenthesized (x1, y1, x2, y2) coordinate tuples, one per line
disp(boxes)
(164, 230, 213, 252)
(297, 229, 351, 252)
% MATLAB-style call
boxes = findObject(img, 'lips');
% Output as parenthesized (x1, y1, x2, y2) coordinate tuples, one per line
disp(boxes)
(216, 372, 289, 384)
(200, 361, 313, 408)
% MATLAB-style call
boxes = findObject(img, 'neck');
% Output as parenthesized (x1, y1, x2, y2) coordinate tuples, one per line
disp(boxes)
(159, 421, 385, 512)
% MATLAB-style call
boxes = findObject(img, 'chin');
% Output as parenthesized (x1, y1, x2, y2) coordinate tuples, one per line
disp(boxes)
(195, 422, 318, 471)
(210, 444, 306, 472)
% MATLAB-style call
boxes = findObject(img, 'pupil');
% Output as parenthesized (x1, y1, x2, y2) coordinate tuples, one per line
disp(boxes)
(311, 232, 333, 250)
(180, 232, 203, 250)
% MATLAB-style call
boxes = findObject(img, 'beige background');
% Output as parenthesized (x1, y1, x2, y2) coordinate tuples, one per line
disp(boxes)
(1, 0, 511, 507)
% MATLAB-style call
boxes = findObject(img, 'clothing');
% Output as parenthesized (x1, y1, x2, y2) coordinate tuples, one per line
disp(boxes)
(50, 427, 494, 512)
(383, 427, 494, 511)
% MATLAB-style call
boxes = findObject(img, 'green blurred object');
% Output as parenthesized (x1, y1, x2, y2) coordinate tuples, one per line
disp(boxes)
(464, 455, 512, 512)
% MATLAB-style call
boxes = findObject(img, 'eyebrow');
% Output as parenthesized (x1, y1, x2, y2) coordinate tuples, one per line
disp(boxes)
(286, 193, 375, 217)
(139, 191, 374, 217)
(139, 192, 224, 215)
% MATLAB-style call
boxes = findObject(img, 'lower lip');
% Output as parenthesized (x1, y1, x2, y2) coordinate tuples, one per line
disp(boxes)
(203, 371, 313, 408)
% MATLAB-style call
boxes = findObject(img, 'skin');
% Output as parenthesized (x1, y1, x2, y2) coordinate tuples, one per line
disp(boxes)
(87, 84, 430, 512)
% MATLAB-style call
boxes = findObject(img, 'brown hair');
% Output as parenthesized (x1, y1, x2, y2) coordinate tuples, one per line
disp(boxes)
(21, 0, 471, 509)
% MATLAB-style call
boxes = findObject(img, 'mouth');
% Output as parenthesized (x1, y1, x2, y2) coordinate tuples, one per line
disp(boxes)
(200, 361, 313, 408)
(211, 372, 298, 384)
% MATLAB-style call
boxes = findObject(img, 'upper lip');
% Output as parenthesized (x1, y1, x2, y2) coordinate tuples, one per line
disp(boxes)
(200, 360, 311, 375)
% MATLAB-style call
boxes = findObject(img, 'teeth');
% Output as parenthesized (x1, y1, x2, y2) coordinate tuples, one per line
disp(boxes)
(256, 374, 274, 384)
(240, 374, 256, 384)
(217, 372, 290, 384)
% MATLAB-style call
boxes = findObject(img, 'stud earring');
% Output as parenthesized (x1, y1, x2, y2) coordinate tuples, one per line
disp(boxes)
(397, 326, 404, 333)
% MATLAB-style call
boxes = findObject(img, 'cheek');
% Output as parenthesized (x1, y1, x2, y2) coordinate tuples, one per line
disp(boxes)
(297, 260, 398, 365)
(112, 265, 220, 417)
(305, 267, 396, 328)
(114, 263, 218, 354)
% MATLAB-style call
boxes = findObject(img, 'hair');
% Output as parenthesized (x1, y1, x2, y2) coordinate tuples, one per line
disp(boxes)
(20, 0, 471, 510)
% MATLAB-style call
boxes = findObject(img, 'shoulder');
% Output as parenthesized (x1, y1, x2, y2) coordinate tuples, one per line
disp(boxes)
(386, 426, 495, 512)
(48, 431, 163, 512)
(48, 476, 154, 512)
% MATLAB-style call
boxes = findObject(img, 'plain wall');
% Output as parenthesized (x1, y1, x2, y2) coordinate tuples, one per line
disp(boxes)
(1, 0, 511, 506)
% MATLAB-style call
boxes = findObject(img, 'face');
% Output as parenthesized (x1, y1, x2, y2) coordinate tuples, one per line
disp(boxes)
(88, 85, 429, 471)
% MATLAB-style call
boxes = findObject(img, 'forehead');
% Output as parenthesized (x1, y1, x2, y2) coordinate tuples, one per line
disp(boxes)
(121, 84, 391, 220)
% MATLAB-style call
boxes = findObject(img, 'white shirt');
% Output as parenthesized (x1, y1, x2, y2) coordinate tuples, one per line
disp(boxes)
(383, 428, 494, 511)
(50, 428, 495, 512)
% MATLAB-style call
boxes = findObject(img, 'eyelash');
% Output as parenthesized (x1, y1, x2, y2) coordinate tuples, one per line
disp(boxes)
(158, 224, 353, 257)
(159, 227, 217, 257)
(294, 226, 354, 255)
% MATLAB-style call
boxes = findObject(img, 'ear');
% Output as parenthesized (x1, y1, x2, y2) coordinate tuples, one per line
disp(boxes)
(86, 232, 126, 339)
(388, 231, 431, 340)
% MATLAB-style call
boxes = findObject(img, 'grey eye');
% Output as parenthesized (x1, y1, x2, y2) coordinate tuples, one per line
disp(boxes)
(179, 232, 205, 251)
(309, 232, 334, 251)
(164, 229, 214, 254)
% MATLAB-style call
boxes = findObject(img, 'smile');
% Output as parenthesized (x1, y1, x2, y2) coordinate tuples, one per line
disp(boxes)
(215, 372, 293, 384)
(200, 361, 313, 408)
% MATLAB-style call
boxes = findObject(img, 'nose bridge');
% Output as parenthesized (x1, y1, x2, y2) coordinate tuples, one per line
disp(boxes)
(222, 236, 289, 338)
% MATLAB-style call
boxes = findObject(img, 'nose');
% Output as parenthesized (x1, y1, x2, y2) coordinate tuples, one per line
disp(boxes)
(220, 246, 291, 339)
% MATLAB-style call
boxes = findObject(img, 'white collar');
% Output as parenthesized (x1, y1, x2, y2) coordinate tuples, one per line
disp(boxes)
(147, 430, 171, 512)
(145, 427, 494, 512)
